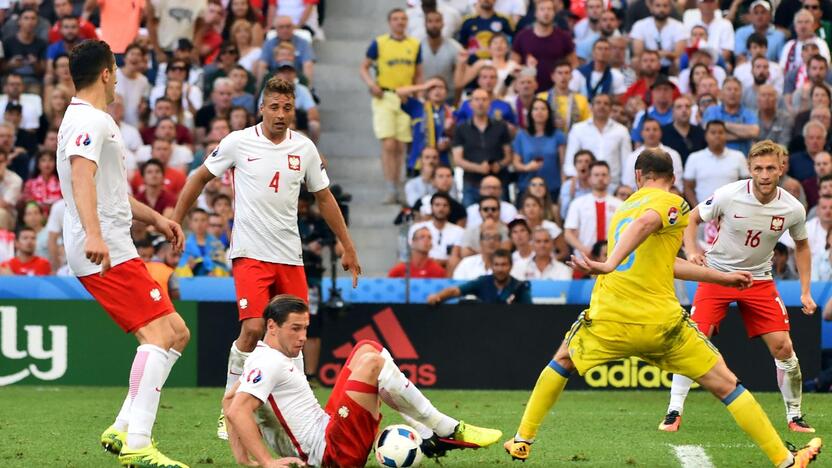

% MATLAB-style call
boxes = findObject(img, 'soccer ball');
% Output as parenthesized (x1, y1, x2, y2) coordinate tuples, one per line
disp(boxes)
(374, 424, 424, 467)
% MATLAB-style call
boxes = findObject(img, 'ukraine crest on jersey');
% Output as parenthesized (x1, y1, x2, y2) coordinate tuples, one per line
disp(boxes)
(588, 187, 690, 324)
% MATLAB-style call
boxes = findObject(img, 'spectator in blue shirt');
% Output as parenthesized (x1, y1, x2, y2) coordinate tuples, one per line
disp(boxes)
(255, 15, 316, 86)
(455, 65, 516, 125)
(701, 77, 760, 155)
(630, 76, 675, 143)
(735, 0, 786, 64)
(399, 77, 455, 171)
(426, 249, 531, 304)
(179, 208, 228, 276)
(512, 98, 566, 196)
(46, 16, 81, 61)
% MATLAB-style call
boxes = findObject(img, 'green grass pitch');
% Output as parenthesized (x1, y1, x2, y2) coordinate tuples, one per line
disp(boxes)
(2, 387, 831, 467)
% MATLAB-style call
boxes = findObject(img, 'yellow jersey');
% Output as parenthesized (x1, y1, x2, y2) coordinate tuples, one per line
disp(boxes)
(366, 34, 421, 90)
(536, 90, 591, 132)
(588, 187, 690, 324)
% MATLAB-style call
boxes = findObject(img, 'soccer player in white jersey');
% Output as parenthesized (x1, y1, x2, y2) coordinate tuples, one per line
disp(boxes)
(659, 140, 818, 433)
(172, 77, 361, 439)
(57, 41, 190, 467)
(223, 294, 503, 467)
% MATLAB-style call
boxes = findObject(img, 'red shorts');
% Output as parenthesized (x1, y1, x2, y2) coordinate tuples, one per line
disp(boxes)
(691, 280, 790, 338)
(78, 258, 174, 333)
(232, 258, 308, 321)
(321, 340, 383, 467)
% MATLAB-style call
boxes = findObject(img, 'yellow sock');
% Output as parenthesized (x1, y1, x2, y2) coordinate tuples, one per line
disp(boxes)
(723, 386, 791, 467)
(517, 360, 570, 441)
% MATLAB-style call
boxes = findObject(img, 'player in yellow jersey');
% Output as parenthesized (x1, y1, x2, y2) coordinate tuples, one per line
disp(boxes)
(504, 148, 822, 467)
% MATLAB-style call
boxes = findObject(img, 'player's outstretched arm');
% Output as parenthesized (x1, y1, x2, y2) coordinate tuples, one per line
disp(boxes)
(172, 165, 216, 225)
(569, 210, 662, 275)
(793, 238, 817, 315)
(673, 257, 753, 289)
(70, 156, 109, 273)
(427, 286, 462, 305)
(313, 188, 362, 287)
(683, 206, 706, 265)
(222, 382, 259, 467)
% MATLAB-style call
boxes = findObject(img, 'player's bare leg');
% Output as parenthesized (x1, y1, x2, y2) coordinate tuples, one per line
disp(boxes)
(506, 341, 576, 461)
(696, 356, 821, 467)
(661, 324, 716, 432)
(380, 138, 402, 203)
(761, 331, 814, 432)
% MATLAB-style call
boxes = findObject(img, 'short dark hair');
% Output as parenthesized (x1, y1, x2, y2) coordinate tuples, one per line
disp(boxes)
(808, 54, 829, 69)
(773, 242, 788, 256)
(552, 58, 572, 72)
(479, 195, 500, 208)
(213, 193, 232, 205)
(430, 192, 452, 206)
(747, 32, 768, 50)
(140, 158, 165, 177)
(589, 160, 610, 172)
(634, 148, 675, 181)
(820, 174, 832, 184)
(69, 40, 115, 90)
(705, 120, 726, 132)
(124, 42, 144, 56)
(190, 207, 208, 217)
(641, 117, 661, 131)
(574, 149, 597, 163)
(640, 49, 661, 59)
(432, 164, 452, 178)
(591, 240, 607, 258)
(263, 294, 309, 325)
(262, 76, 295, 99)
(15, 226, 35, 239)
(492, 248, 512, 264)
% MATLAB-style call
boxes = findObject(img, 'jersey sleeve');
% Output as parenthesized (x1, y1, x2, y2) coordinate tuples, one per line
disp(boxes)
(304, 143, 330, 193)
(203, 133, 237, 177)
(788, 205, 809, 242)
(236, 353, 285, 404)
(650, 192, 690, 230)
(365, 39, 379, 60)
(63, 115, 108, 165)
(697, 185, 728, 223)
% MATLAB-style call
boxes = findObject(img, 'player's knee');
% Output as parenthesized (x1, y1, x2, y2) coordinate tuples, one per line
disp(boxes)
(175, 325, 191, 350)
(355, 352, 385, 377)
(237, 319, 265, 350)
(769, 338, 794, 360)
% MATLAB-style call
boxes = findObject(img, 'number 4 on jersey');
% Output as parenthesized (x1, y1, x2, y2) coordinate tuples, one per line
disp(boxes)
(269, 171, 280, 193)
(744, 230, 761, 248)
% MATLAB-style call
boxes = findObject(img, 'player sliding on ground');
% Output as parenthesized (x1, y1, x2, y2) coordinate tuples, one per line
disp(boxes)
(660, 140, 817, 433)
(58, 40, 191, 467)
(223, 294, 503, 467)
(504, 149, 822, 467)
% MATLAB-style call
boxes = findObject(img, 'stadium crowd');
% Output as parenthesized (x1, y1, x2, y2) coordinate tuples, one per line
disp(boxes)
(364, 0, 832, 293)
(0, 0, 330, 298)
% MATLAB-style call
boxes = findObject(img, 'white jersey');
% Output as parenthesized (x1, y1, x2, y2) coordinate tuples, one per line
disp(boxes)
(56, 97, 137, 277)
(699, 179, 808, 279)
(204, 125, 330, 265)
(238, 341, 330, 465)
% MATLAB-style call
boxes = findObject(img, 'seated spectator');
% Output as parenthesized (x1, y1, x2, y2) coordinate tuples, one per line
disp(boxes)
(452, 89, 513, 206)
(46, 15, 83, 62)
(274, 0, 325, 40)
(406, 0, 462, 41)
(522, 175, 562, 223)
(5, 104, 37, 156)
(683, 121, 750, 206)
(178, 208, 229, 277)
(578, 39, 626, 101)
(456, 33, 520, 99)
(405, 147, 440, 207)
(399, 77, 455, 171)
(701, 77, 760, 156)
(388, 226, 447, 278)
(0, 150, 22, 213)
(208, 212, 230, 248)
(790, 120, 827, 186)
(734, 34, 785, 92)
(780, 154, 810, 209)
(622, 50, 671, 107)
(791, 104, 832, 154)
(661, 96, 707, 164)
(0, 227, 51, 275)
(518, 194, 568, 260)
(130, 139, 187, 196)
(412, 165, 466, 225)
(780, 11, 830, 82)
(565, 161, 622, 259)
(195, 77, 234, 143)
(49, 0, 97, 44)
(427, 249, 531, 304)
(622, 118, 684, 191)
(0, 123, 31, 181)
(508, 218, 533, 265)
(631, 76, 675, 144)
(19, 201, 47, 258)
(565, 93, 631, 185)
(811, 228, 832, 280)
(149, 61, 203, 115)
(466, 176, 518, 227)
(678, 47, 727, 95)
(222, 0, 265, 46)
(3, 8, 48, 88)
(141, 99, 194, 145)
(409, 193, 465, 268)
(735, 1, 785, 63)
(0, 73, 42, 131)
(256, 16, 316, 86)
(614, 184, 634, 201)
(757, 84, 793, 147)
(273, 63, 319, 141)
(22, 150, 61, 210)
(511, 227, 572, 280)
(135, 119, 194, 171)
(134, 159, 177, 218)
(808, 174, 832, 218)
(45, 198, 64, 271)
(145, 239, 182, 300)
(212, 194, 235, 232)
(512, 98, 566, 197)
(803, 151, 832, 208)
(804, 194, 832, 254)
(772, 242, 798, 280)
(560, 149, 596, 217)
(229, 19, 262, 72)
(454, 218, 506, 276)
(454, 65, 517, 124)
(536, 60, 591, 134)
(113, 43, 150, 128)
(229, 64, 256, 115)
(782, 40, 825, 109)
(789, 54, 832, 113)
(229, 105, 253, 131)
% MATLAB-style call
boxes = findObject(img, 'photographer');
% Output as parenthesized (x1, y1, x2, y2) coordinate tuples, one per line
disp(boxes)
(427, 249, 531, 305)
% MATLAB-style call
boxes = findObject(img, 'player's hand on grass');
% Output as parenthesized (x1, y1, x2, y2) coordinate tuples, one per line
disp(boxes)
(84, 234, 111, 276)
(265, 458, 305, 468)
(154, 214, 186, 252)
(800, 292, 817, 315)
(719, 271, 753, 290)
(568, 254, 614, 275)
(341, 248, 362, 288)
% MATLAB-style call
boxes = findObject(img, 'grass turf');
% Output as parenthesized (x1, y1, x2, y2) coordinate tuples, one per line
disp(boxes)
(1, 387, 830, 467)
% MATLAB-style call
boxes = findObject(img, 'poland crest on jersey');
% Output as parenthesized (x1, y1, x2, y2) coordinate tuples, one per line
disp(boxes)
(770, 216, 785, 231)
(288, 154, 301, 171)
